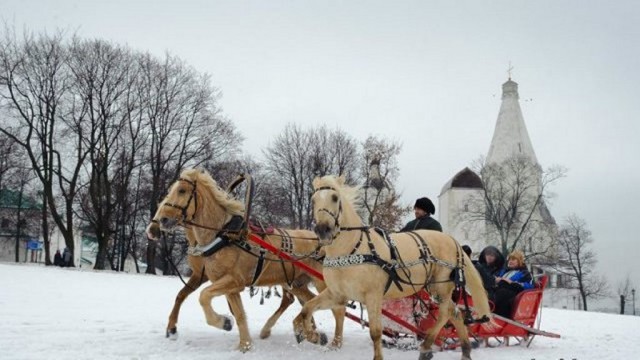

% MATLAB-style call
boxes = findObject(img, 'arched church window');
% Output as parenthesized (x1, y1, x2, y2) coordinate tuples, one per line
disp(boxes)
(464, 204, 469, 212)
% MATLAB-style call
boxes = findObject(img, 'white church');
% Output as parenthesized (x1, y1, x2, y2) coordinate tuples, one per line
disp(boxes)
(438, 77, 562, 286)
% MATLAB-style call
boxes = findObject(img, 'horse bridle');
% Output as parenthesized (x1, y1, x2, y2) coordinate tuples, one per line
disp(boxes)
(313, 186, 344, 237)
(162, 177, 199, 222)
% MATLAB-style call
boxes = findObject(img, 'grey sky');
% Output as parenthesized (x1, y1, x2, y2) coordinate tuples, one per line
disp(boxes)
(3, 1, 639, 291)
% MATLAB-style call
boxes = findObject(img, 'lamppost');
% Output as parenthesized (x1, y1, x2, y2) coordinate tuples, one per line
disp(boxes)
(633, 289, 636, 316)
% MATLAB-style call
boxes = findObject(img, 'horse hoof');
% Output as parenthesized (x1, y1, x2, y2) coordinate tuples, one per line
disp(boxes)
(222, 316, 234, 331)
(238, 341, 252, 353)
(166, 328, 178, 340)
(295, 331, 305, 344)
(319, 332, 328, 346)
(329, 338, 343, 350)
(259, 328, 271, 339)
(419, 350, 434, 360)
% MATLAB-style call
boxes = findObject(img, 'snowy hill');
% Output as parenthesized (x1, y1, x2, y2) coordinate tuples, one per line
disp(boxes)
(1, 263, 638, 360)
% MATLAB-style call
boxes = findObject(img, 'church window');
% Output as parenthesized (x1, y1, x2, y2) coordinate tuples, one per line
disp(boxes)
(518, 143, 522, 152)
(464, 204, 469, 212)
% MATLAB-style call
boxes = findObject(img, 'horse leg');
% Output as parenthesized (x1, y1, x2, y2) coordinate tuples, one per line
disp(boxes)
(288, 285, 320, 331)
(293, 288, 339, 346)
(419, 284, 456, 360)
(363, 293, 384, 360)
(328, 305, 346, 349)
(199, 275, 244, 332)
(445, 301, 473, 360)
(315, 282, 346, 349)
(259, 288, 295, 339)
(225, 292, 252, 352)
(166, 268, 207, 339)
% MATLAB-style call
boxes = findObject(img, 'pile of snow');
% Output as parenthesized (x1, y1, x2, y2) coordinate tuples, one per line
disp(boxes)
(1, 263, 638, 360)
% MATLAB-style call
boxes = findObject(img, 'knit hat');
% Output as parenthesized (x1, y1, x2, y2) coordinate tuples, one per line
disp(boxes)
(414, 197, 435, 215)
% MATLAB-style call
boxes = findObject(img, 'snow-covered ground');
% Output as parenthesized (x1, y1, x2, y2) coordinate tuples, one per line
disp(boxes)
(1, 263, 638, 360)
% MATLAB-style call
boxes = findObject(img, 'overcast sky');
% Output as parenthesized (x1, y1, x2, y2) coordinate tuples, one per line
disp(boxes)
(3, 1, 639, 293)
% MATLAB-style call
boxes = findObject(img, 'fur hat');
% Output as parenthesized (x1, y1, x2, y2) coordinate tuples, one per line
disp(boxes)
(507, 250, 526, 267)
(414, 197, 435, 215)
(461, 245, 472, 257)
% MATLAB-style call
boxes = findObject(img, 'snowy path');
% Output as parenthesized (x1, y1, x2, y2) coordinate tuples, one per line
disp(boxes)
(1, 263, 638, 360)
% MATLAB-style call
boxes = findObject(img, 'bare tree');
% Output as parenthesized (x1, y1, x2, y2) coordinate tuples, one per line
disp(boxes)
(616, 273, 635, 314)
(553, 214, 608, 311)
(66, 38, 136, 270)
(461, 154, 565, 257)
(359, 136, 410, 229)
(0, 30, 86, 267)
(263, 124, 359, 228)
(0, 133, 21, 189)
(138, 52, 241, 274)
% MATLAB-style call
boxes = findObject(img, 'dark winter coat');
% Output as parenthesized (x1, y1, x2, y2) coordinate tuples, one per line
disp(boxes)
(474, 246, 505, 292)
(492, 265, 534, 317)
(400, 215, 442, 232)
(54, 252, 63, 267)
(63, 249, 72, 266)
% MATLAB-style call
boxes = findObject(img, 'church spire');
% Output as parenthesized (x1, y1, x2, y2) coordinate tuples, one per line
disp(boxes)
(486, 77, 538, 164)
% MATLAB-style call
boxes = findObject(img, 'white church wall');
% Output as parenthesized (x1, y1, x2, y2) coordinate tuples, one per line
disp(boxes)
(439, 187, 487, 253)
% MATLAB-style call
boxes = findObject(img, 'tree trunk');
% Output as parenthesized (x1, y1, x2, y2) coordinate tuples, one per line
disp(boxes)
(145, 240, 157, 274)
(620, 295, 626, 315)
(132, 249, 140, 273)
(14, 185, 24, 263)
(41, 194, 52, 265)
(94, 235, 108, 270)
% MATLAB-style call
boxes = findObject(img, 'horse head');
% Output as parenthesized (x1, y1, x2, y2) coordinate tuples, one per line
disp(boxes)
(311, 174, 360, 245)
(152, 170, 201, 233)
(149, 168, 245, 239)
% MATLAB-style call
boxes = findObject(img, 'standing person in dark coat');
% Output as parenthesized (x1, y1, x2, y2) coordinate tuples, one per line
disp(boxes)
(54, 250, 63, 267)
(493, 250, 533, 318)
(62, 248, 72, 267)
(400, 197, 442, 232)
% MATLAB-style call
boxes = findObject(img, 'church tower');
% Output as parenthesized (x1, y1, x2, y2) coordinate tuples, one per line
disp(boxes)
(486, 78, 538, 164)
(439, 76, 556, 255)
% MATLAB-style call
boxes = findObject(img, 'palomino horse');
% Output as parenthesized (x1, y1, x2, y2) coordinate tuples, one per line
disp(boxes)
(149, 168, 345, 352)
(146, 221, 303, 341)
(293, 175, 491, 360)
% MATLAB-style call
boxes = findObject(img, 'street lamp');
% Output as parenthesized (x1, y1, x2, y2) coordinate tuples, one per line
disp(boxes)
(633, 289, 636, 316)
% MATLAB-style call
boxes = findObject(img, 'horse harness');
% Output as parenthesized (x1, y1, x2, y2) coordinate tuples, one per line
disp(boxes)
(314, 186, 473, 318)
(164, 175, 321, 288)
(322, 227, 455, 292)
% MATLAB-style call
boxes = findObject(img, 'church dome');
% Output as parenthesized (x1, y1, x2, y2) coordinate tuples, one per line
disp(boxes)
(440, 167, 483, 195)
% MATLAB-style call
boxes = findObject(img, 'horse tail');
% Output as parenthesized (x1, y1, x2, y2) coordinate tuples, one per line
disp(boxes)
(462, 252, 492, 320)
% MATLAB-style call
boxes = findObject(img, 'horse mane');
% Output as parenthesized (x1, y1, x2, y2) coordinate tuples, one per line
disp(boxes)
(180, 168, 245, 216)
(313, 175, 362, 211)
